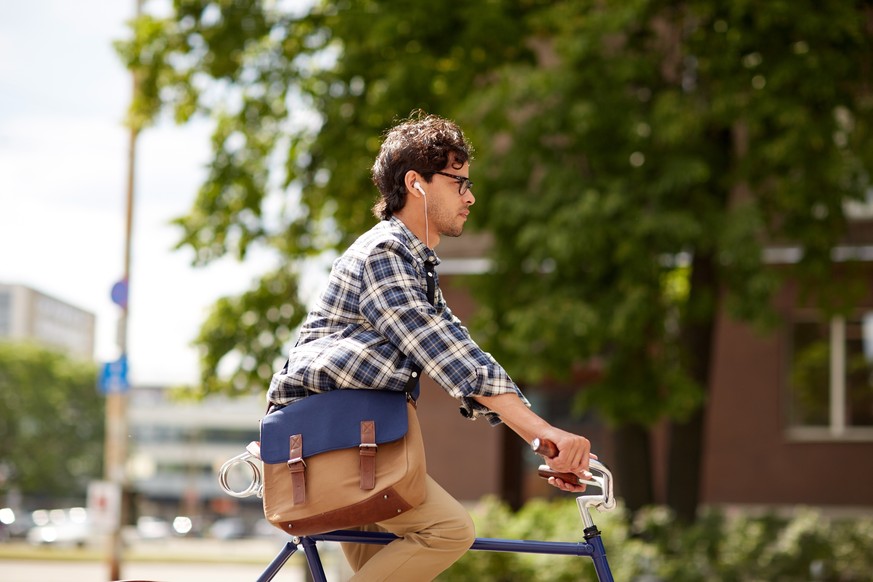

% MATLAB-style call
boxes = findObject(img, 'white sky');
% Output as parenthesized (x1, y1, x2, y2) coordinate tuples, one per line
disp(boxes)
(0, 0, 280, 385)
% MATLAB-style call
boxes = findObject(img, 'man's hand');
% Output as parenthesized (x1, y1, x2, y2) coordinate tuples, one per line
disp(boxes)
(538, 429, 596, 493)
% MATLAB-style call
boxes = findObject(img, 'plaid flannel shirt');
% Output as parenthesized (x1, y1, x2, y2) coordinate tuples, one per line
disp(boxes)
(267, 216, 528, 424)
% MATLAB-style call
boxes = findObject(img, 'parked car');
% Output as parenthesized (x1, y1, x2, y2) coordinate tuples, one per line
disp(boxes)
(208, 516, 247, 540)
(0, 507, 34, 540)
(26, 507, 90, 547)
(135, 516, 172, 540)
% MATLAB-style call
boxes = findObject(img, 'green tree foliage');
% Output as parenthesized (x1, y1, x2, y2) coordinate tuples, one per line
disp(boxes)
(457, 0, 873, 517)
(117, 0, 873, 515)
(472, 0, 872, 410)
(0, 343, 104, 497)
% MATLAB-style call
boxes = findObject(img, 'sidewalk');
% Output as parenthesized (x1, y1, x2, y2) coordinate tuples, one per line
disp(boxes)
(0, 536, 353, 581)
(1, 559, 304, 582)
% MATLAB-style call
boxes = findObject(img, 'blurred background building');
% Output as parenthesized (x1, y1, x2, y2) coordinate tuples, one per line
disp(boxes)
(125, 385, 264, 530)
(0, 282, 95, 359)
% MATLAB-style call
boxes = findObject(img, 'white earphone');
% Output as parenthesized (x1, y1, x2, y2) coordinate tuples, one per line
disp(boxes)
(413, 180, 430, 247)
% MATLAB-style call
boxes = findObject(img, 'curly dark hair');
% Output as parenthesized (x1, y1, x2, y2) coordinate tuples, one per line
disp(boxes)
(371, 111, 473, 220)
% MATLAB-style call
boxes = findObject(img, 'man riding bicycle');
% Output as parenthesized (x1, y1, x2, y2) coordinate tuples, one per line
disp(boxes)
(267, 111, 594, 581)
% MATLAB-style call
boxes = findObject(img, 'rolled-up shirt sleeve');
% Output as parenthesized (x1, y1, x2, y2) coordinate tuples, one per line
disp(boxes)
(359, 239, 528, 424)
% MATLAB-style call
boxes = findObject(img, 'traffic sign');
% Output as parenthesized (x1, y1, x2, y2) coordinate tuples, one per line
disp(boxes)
(110, 278, 128, 309)
(87, 480, 121, 533)
(99, 355, 130, 395)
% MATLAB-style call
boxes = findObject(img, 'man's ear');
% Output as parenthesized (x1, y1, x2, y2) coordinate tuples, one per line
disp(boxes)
(404, 170, 423, 198)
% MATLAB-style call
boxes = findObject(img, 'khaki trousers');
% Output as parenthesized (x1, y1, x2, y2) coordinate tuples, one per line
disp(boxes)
(341, 475, 476, 581)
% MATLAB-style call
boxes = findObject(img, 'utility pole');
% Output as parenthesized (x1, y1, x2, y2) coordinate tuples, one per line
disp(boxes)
(104, 1, 143, 579)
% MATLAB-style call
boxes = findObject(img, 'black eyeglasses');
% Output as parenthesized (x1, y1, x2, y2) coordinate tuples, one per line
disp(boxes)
(432, 171, 473, 196)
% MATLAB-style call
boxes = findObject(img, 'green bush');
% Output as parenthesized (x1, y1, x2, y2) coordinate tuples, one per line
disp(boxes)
(438, 499, 873, 581)
(439, 496, 653, 581)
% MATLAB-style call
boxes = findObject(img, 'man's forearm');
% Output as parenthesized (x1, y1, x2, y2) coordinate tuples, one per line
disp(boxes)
(473, 392, 594, 493)
(471, 393, 550, 444)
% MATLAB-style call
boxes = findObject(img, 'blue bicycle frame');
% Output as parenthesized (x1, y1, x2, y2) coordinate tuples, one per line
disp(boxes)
(256, 523, 614, 582)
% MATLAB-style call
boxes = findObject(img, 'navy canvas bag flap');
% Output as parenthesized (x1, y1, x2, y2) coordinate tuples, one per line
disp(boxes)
(260, 389, 409, 464)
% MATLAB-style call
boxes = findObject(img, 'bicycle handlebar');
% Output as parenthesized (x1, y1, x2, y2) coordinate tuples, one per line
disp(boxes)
(531, 438, 598, 486)
(530, 438, 615, 523)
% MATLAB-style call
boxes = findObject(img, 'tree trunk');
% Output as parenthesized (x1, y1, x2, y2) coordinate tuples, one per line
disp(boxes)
(500, 424, 525, 510)
(666, 407, 706, 522)
(614, 423, 654, 512)
(667, 251, 717, 522)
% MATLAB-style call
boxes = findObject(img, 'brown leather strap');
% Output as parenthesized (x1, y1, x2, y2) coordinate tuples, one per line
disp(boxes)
(287, 434, 306, 504)
(359, 420, 376, 490)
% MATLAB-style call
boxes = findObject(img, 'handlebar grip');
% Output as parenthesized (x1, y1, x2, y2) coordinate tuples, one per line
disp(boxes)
(537, 466, 588, 485)
(531, 437, 558, 458)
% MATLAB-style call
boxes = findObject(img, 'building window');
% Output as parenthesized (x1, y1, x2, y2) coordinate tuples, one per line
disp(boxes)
(788, 312, 873, 440)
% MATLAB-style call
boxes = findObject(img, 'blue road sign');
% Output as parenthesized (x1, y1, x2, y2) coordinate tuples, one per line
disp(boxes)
(110, 279, 128, 309)
(99, 355, 130, 395)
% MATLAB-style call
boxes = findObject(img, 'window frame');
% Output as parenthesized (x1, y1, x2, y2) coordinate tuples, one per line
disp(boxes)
(786, 313, 873, 442)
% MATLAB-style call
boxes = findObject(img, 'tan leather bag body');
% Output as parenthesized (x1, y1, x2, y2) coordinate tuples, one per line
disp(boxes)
(260, 389, 427, 536)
